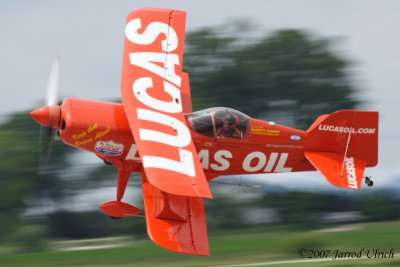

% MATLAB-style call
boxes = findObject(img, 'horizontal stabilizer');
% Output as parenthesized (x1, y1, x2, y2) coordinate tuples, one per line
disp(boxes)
(305, 151, 366, 189)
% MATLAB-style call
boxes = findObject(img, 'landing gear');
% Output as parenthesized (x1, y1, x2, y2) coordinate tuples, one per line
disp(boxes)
(101, 200, 141, 219)
(364, 176, 374, 187)
(99, 169, 142, 218)
(103, 159, 113, 165)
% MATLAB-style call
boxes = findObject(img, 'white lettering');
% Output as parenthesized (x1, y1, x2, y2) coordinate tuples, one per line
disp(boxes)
(197, 149, 292, 173)
(130, 52, 181, 86)
(243, 152, 266, 172)
(198, 149, 232, 171)
(125, 144, 141, 161)
(125, 19, 178, 52)
(198, 149, 209, 169)
(318, 124, 376, 135)
(274, 153, 292, 172)
(137, 108, 191, 147)
(143, 149, 195, 177)
(126, 17, 195, 178)
(344, 156, 358, 189)
(264, 152, 278, 172)
(211, 150, 232, 171)
(133, 77, 182, 113)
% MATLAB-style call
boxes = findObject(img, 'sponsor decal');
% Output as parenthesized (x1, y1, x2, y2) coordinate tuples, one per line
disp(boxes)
(318, 124, 376, 135)
(290, 135, 301, 141)
(126, 15, 196, 177)
(71, 123, 98, 140)
(251, 126, 280, 136)
(75, 138, 94, 146)
(71, 131, 86, 140)
(344, 156, 358, 189)
(87, 123, 99, 133)
(95, 126, 111, 140)
(71, 123, 111, 147)
(198, 149, 292, 173)
(198, 149, 232, 171)
(243, 152, 292, 173)
(95, 140, 124, 156)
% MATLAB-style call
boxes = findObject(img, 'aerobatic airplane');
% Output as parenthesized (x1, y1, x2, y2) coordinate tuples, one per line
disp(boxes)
(31, 8, 378, 256)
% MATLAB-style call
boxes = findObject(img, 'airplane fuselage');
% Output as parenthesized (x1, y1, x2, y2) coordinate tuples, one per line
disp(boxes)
(58, 98, 315, 179)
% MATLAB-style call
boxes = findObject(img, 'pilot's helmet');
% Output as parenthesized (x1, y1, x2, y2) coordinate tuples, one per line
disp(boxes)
(224, 114, 239, 126)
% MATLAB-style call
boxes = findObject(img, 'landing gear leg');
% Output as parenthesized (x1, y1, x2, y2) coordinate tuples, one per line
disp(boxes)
(99, 168, 142, 218)
(364, 176, 374, 187)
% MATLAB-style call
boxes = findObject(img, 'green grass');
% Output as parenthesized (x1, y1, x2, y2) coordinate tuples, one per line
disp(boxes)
(1, 221, 400, 267)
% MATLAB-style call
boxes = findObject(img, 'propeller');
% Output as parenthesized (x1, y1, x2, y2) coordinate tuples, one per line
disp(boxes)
(31, 59, 62, 167)
(46, 58, 60, 107)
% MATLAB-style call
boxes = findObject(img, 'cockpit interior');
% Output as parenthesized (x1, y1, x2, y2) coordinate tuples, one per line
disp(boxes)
(187, 107, 250, 139)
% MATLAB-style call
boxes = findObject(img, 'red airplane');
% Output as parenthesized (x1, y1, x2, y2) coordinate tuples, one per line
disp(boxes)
(31, 8, 378, 256)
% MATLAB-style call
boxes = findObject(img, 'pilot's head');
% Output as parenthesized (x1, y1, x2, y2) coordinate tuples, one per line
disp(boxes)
(223, 114, 238, 129)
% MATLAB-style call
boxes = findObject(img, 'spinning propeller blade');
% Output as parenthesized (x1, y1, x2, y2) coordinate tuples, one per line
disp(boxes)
(46, 58, 60, 107)
(31, 59, 62, 167)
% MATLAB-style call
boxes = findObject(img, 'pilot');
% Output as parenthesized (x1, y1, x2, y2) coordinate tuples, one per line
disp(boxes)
(216, 114, 242, 139)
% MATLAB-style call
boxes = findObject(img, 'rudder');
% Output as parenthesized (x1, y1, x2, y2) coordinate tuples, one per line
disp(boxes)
(306, 110, 378, 166)
(305, 110, 378, 189)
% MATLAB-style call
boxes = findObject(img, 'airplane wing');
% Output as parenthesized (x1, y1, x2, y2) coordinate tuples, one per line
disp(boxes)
(181, 72, 193, 114)
(142, 170, 209, 256)
(121, 8, 212, 198)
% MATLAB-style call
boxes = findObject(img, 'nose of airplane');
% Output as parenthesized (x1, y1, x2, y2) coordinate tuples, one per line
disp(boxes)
(30, 105, 61, 128)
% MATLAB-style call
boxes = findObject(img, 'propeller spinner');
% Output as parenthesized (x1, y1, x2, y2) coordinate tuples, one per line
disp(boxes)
(31, 105, 61, 128)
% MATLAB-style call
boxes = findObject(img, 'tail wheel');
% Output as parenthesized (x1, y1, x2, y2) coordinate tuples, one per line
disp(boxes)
(364, 176, 374, 187)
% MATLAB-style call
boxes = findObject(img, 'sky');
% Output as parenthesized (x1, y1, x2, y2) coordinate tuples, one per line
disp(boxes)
(1, 0, 399, 176)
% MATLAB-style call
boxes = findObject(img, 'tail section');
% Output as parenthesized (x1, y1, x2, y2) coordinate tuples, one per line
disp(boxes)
(305, 110, 378, 189)
(305, 151, 366, 189)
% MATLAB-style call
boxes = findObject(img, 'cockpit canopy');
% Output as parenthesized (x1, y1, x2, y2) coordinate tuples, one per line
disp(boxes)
(187, 107, 250, 139)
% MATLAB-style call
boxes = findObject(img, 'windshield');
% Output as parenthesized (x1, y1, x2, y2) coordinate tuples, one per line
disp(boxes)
(187, 107, 250, 139)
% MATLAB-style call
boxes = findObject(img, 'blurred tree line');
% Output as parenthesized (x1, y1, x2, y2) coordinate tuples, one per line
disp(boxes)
(205, 189, 400, 231)
(0, 22, 396, 252)
(185, 23, 357, 128)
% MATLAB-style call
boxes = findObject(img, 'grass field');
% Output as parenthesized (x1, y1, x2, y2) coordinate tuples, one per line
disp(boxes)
(1, 221, 399, 267)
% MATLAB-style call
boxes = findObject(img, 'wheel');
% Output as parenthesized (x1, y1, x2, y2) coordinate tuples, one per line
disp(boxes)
(366, 180, 374, 187)
(104, 159, 113, 165)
